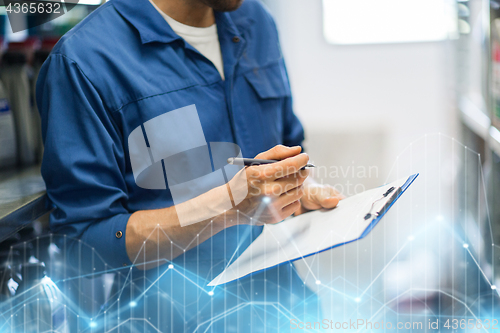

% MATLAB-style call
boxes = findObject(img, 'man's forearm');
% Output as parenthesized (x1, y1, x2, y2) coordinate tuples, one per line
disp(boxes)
(125, 185, 237, 270)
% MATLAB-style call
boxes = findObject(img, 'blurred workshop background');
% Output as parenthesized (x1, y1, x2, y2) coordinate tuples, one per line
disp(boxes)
(0, 0, 499, 331)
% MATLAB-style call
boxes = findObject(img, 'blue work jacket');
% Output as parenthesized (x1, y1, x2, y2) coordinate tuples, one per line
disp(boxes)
(36, 0, 304, 278)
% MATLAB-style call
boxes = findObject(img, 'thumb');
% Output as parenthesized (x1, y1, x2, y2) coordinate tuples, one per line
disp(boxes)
(315, 186, 342, 209)
(318, 195, 340, 209)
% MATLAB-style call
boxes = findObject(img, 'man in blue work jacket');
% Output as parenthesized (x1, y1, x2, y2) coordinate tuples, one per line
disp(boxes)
(37, 0, 343, 331)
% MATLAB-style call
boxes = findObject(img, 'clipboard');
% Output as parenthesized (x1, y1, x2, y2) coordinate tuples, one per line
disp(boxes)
(208, 174, 418, 286)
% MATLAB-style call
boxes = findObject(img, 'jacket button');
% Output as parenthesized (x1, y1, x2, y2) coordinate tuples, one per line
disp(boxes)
(116, 231, 123, 239)
(232, 36, 240, 43)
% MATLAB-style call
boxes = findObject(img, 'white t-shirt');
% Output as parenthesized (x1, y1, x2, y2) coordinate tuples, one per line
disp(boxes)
(149, 0, 225, 80)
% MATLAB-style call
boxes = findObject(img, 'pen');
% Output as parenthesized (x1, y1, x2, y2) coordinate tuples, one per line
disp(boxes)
(227, 157, 315, 168)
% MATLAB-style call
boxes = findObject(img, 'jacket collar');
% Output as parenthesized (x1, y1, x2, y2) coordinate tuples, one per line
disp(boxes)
(113, 0, 180, 44)
(112, 0, 254, 45)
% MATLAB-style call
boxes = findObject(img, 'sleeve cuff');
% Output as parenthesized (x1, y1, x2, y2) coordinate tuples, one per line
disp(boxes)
(77, 213, 133, 272)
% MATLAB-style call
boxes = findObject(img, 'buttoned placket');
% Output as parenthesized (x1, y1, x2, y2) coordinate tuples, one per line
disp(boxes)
(215, 12, 247, 149)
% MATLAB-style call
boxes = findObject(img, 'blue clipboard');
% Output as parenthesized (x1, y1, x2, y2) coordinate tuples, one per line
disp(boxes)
(293, 173, 419, 262)
(210, 174, 419, 286)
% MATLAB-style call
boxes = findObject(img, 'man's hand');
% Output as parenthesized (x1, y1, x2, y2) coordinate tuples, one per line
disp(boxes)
(229, 145, 309, 225)
(126, 144, 344, 268)
(295, 181, 345, 216)
(229, 145, 345, 223)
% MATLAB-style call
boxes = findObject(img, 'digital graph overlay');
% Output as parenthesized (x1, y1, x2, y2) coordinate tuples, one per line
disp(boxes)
(0, 133, 499, 332)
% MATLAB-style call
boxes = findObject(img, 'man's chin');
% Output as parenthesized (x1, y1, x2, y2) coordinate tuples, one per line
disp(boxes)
(201, 0, 245, 12)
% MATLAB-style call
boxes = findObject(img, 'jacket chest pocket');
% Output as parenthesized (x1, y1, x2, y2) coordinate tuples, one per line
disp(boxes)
(237, 61, 291, 150)
(244, 61, 291, 99)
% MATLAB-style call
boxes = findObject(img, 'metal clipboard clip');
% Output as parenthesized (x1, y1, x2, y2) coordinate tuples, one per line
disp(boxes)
(364, 186, 403, 220)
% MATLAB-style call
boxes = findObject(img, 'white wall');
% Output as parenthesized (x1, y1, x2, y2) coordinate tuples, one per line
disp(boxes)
(264, 0, 458, 190)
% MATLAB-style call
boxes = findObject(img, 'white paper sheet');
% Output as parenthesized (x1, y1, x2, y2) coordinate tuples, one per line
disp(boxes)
(208, 177, 410, 286)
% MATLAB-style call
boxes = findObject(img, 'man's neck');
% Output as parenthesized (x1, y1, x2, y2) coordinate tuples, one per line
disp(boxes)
(151, 0, 215, 27)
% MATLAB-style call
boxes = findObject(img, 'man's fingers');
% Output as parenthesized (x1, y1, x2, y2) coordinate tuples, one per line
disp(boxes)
(255, 145, 302, 160)
(277, 185, 304, 208)
(281, 200, 301, 219)
(250, 145, 308, 180)
(256, 153, 309, 180)
(276, 169, 310, 182)
(300, 200, 322, 211)
(274, 171, 308, 190)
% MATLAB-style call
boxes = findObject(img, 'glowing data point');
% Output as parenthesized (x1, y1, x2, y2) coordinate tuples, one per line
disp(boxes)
(492, 285, 497, 290)
(208, 291, 214, 296)
(354, 297, 361, 303)
(436, 215, 444, 221)
(463, 243, 469, 249)
(262, 196, 271, 204)
(315, 280, 321, 285)
(90, 321, 97, 328)
(129, 301, 137, 307)
(408, 236, 415, 241)
(168, 264, 174, 269)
